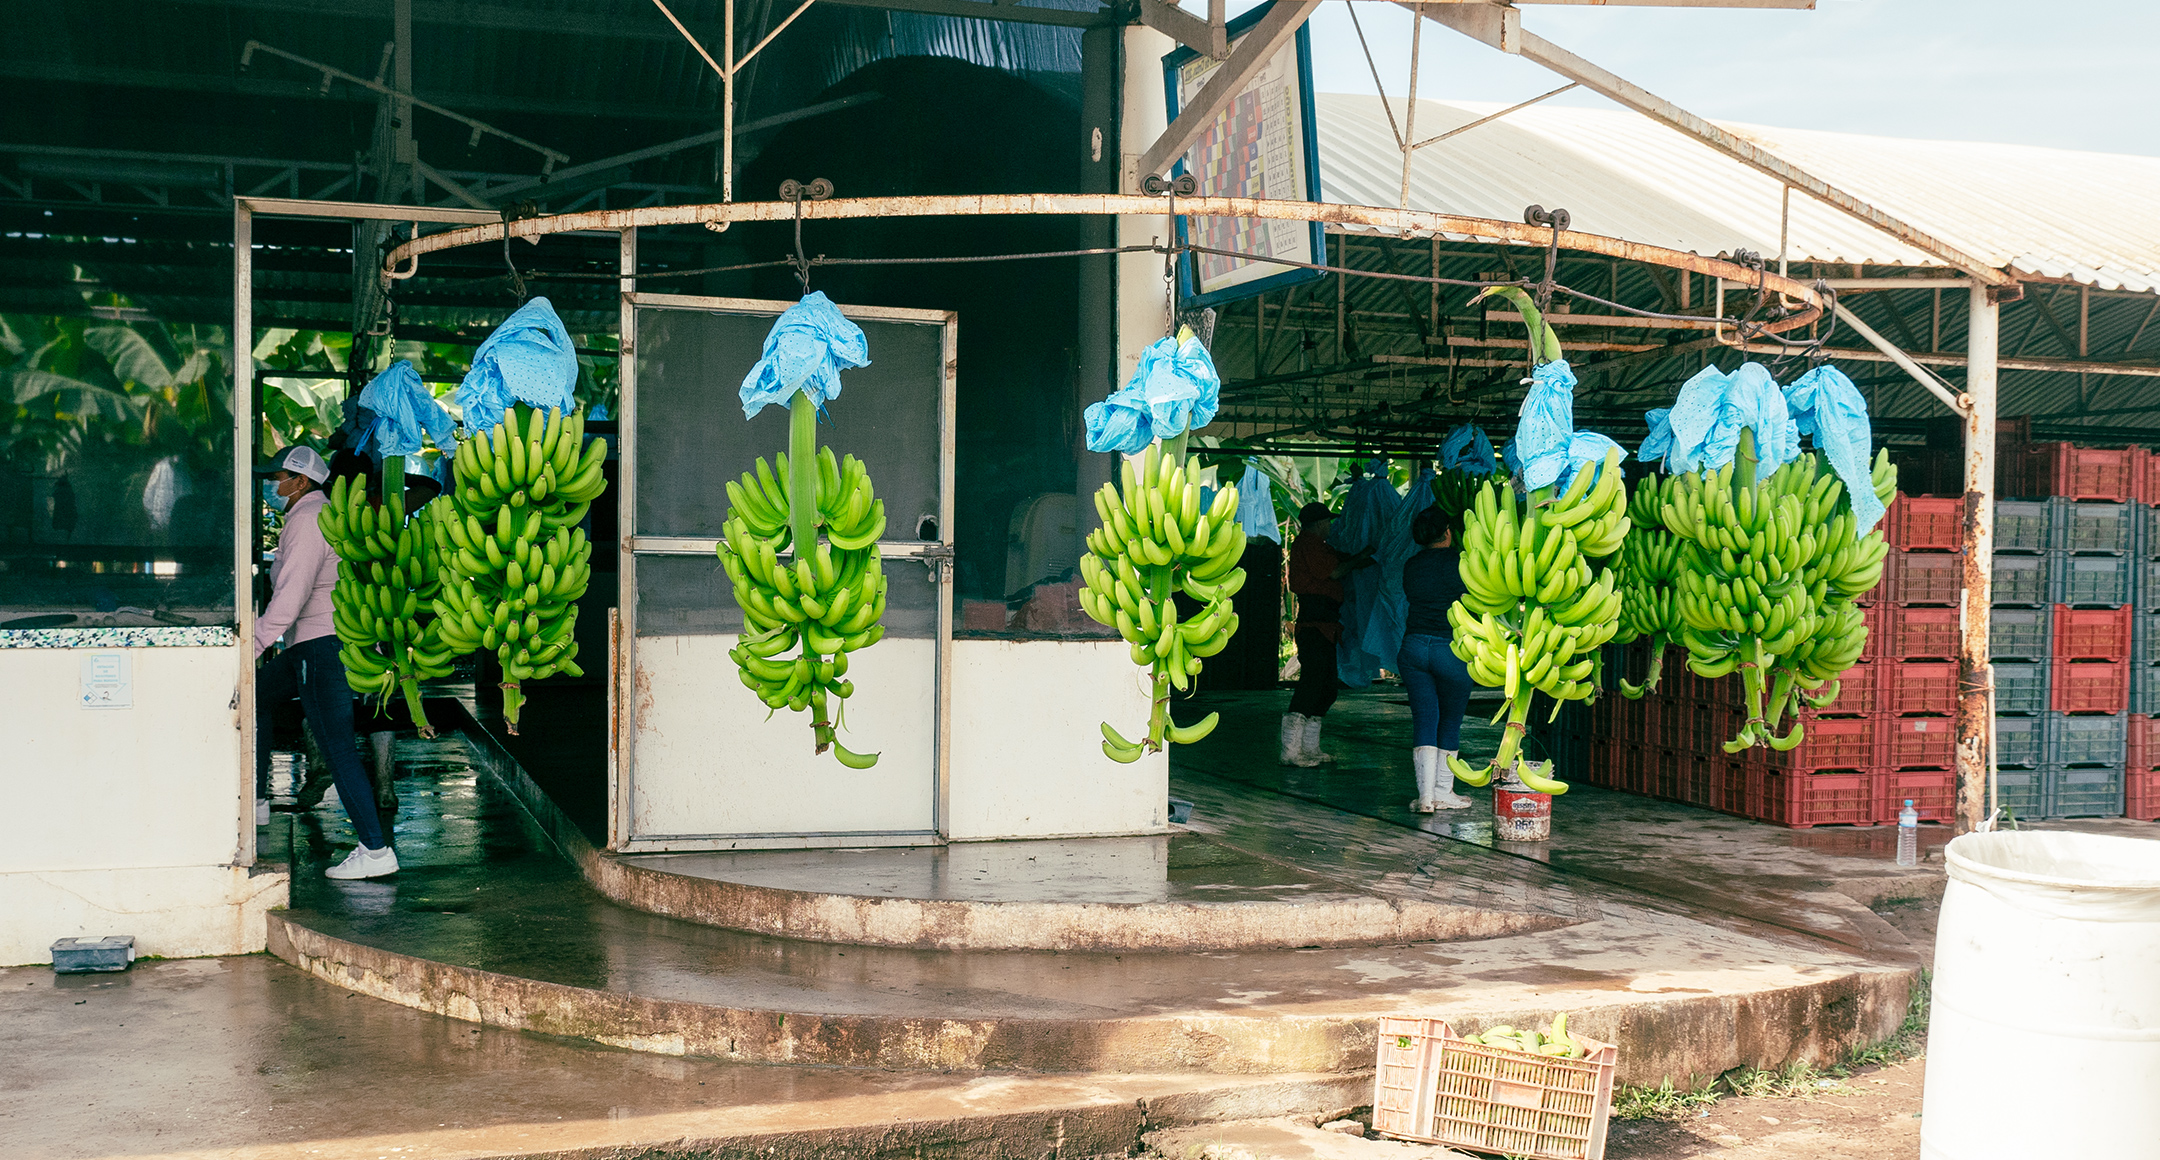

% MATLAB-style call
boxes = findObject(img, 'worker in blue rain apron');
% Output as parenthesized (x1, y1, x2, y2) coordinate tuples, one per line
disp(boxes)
(1397, 506, 1476, 813)
(254, 444, 397, 880)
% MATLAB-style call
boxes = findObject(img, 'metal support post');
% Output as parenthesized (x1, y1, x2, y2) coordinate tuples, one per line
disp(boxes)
(232, 199, 256, 867)
(1957, 284, 2000, 834)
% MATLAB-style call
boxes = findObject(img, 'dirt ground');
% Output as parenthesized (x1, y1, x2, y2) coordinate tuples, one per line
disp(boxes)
(1603, 1056, 1925, 1159)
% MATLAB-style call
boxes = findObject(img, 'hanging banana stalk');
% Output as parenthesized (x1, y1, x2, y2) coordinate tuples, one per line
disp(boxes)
(717, 381, 889, 767)
(321, 457, 456, 736)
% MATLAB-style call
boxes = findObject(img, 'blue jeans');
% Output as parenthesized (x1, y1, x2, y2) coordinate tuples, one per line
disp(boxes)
(1398, 632, 1473, 750)
(257, 635, 386, 850)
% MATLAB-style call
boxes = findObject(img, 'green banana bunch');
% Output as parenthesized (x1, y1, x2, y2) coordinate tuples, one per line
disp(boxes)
(322, 461, 458, 736)
(1659, 433, 1895, 750)
(716, 392, 887, 768)
(1445, 449, 1629, 794)
(1457, 1011, 1591, 1060)
(1613, 472, 1685, 698)
(1076, 439, 1246, 763)
(442, 405, 607, 732)
(1429, 460, 1500, 526)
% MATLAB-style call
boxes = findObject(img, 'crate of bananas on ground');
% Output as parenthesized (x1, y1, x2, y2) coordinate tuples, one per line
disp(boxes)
(1648, 363, 1894, 752)
(1372, 1011, 1619, 1159)
(1075, 328, 1245, 764)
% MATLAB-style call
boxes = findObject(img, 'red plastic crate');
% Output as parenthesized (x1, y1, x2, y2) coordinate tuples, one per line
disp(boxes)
(1752, 769, 1876, 828)
(2128, 769, 2160, 822)
(1879, 768, 1957, 825)
(1887, 661, 1958, 715)
(2052, 660, 2130, 713)
(1996, 442, 2035, 498)
(1888, 606, 1960, 660)
(1649, 748, 1682, 800)
(1885, 549, 1964, 605)
(2054, 604, 2132, 662)
(1801, 662, 1877, 717)
(1619, 743, 1650, 795)
(2129, 714, 2160, 772)
(1714, 761, 1751, 816)
(1880, 715, 1955, 769)
(2032, 442, 2138, 501)
(1761, 716, 1876, 772)
(1863, 602, 1887, 660)
(1679, 753, 1716, 808)
(1886, 493, 1966, 551)
(2142, 449, 2160, 506)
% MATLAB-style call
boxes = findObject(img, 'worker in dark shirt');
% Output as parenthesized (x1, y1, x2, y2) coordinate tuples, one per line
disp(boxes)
(1398, 506, 1476, 811)
(1284, 501, 1373, 766)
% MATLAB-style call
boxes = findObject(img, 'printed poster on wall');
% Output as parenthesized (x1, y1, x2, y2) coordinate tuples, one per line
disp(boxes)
(1164, 1, 1326, 309)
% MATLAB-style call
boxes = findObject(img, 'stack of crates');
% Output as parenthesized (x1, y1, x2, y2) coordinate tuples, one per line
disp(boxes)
(1986, 494, 2053, 817)
(2047, 498, 2133, 818)
(1879, 493, 1963, 822)
(2126, 715, 2160, 822)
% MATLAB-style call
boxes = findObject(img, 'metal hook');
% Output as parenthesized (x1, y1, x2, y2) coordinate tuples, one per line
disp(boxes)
(1524, 205, 1569, 315)
(778, 178, 833, 294)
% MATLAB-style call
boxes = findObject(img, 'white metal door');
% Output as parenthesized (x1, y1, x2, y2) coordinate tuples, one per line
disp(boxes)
(613, 292, 954, 851)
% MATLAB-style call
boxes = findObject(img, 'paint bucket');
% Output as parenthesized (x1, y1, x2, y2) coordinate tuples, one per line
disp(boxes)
(1493, 774, 1551, 842)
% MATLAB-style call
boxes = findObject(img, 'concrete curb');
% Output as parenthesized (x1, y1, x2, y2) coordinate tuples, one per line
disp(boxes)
(266, 910, 1914, 1083)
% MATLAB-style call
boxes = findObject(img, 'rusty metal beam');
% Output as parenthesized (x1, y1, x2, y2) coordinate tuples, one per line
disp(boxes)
(1132, 0, 1323, 184)
(379, 192, 1828, 315)
(1406, 3, 2016, 286)
(1135, 0, 1227, 59)
(1830, 302, 1965, 415)
(1958, 286, 1999, 834)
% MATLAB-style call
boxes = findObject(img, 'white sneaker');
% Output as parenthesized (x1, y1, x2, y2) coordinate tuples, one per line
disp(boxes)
(255, 799, 271, 826)
(325, 844, 399, 880)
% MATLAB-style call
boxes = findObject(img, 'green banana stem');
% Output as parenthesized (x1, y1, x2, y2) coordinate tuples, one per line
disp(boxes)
(1764, 668, 1796, 732)
(787, 392, 819, 555)
(384, 454, 405, 525)
(1619, 639, 1668, 699)
(1147, 558, 1171, 748)
(1734, 425, 1758, 497)
(400, 676, 436, 739)
(501, 680, 523, 734)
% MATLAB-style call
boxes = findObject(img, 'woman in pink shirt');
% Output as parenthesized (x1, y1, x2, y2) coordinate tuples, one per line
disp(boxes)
(254, 445, 396, 880)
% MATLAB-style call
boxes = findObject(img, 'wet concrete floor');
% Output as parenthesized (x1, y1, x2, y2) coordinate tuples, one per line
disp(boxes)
(1, 954, 1350, 1160)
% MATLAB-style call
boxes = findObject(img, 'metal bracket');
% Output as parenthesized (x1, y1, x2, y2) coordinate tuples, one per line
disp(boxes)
(1141, 173, 1198, 197)
(911, 542, 955, 584)
(778, 177, 834, 203)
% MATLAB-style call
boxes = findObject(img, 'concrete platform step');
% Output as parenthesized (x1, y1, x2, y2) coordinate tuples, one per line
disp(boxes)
(264, 728, 1914, 1085)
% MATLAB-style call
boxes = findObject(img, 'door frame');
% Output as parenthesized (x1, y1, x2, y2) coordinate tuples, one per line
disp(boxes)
(610, 281, 957, 852)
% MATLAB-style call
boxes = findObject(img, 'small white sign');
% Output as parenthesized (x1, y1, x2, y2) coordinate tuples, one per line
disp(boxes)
(80, 652, 131, 709)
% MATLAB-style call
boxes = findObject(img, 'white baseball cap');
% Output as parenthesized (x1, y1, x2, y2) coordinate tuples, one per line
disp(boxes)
(256, 444, 330, 483)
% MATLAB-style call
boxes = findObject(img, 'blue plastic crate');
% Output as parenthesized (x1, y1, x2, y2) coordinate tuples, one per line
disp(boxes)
(2046, 711, 2128, 767)
(2054, 499, 2134, 554)
(2045, 765, 2126, 818)
(1994, 501, 2054, 552)
(1994, 714, 2043, 768)
(2052, 554, 2132, 606)
(1991, 554, 2050, 605)
(1996, 767, 2047, 818)
(50, 935, 133, 974)
(1993, 661, 2049, 714)
(2135, 664, 2160, 716)
(1989, 606, 2051, 660)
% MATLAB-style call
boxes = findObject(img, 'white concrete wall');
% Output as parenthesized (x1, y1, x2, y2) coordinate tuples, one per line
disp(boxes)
(945, 638, 1168, 841)
(0, 645, 285, 965)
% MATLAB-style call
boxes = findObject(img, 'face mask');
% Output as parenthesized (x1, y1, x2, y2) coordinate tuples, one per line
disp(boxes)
(263, 477, 301, 511)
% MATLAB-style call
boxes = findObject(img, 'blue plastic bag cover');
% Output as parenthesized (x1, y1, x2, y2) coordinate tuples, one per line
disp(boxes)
(1786, 363, 1885, 530)
(1441, 423, 1497, 475)
(1084, 333, 1221, 454)
(738, 291, 870, 420)
(1506, 360, 1624, 492)
(454, 297, 579, 436)
(1645, 362, 1799, 482)
(1236, 470, 1282, 544)
(353, 360, 454, 459)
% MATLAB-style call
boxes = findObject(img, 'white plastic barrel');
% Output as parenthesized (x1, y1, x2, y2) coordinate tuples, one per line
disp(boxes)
(1920, 831, 2160, 1159)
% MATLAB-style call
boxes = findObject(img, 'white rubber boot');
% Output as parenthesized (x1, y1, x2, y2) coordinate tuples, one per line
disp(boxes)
(1300, 715, 1335, 765)
(1430, 748, 1474, 809)
(1280, 713, 1310, 766)
(1410, 747, 1438, 813)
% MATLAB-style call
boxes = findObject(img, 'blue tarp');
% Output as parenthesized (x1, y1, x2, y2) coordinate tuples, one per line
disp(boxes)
(738, 291, 871, 419)
(454, 297, 579, 436)
(1328, 460, 1405, 689)
(1508, 359, 1625, 494)
(352, 360, 454, 460)
(1365, 462, 1436, 680)
(1440, 423, 1498, 475)
(1640, 362, 1798, 482)
(1785, 363, 1886, 530)
(1235, 470, 1281, 544)
(1084, 332, 1221, 454)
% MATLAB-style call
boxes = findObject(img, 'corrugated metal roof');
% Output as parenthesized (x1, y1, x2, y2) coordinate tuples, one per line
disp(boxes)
(1316, 94, 2160, 294)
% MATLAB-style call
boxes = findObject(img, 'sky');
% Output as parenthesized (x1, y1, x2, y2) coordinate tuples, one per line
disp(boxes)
(1267, 0, 2160, 158)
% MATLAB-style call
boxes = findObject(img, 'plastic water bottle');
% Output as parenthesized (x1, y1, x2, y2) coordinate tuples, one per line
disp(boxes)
(1896, 800, 1919, 867)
